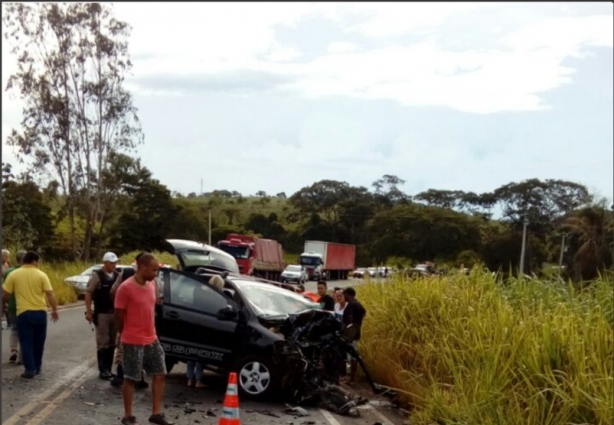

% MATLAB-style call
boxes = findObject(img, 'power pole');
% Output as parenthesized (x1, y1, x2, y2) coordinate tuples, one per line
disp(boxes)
(519, 216, 529, 277)
(558, 232, 566, 275)
(200, 178, 203, 196)
(208, 209, 212, 245)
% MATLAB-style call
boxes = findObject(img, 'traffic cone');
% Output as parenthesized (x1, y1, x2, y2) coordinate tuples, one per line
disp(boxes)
(218, 372, 240, 425)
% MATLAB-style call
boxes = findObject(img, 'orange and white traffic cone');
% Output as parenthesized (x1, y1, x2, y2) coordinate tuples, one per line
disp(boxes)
(218, 372, 240, 425)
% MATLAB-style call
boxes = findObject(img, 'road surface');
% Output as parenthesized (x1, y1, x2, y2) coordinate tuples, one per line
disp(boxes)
(1, 278, 404, 425)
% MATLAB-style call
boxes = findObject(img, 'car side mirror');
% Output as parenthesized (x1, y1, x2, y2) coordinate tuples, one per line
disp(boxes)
(217, 305, 237, 320)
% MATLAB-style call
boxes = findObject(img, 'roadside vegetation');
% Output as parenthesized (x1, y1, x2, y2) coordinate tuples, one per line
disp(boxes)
(358, 271, 613, 425)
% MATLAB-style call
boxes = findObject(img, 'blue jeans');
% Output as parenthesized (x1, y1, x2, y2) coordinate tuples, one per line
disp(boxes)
(186, 361, 203, 380)
(17, 311, 48, 376)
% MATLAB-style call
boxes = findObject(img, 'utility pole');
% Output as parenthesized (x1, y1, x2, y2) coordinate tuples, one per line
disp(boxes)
(558, 232, 566, 275)
(208, 210, 212, 245)
(200, 178, 203, 196)
(519, 216, 529, 277)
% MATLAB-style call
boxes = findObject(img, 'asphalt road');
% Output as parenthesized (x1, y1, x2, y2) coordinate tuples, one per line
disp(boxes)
(1, 277, 404, 425)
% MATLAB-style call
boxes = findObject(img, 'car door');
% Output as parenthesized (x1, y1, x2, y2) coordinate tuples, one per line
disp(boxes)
(157, 269, 239, 368)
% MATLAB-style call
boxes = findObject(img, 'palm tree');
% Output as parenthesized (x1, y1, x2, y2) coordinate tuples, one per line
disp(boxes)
(563, 206, 611, 282)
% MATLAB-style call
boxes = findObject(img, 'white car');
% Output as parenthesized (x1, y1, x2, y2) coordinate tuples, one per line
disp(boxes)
(281, 265, 307, 284)
(64, 264, 132, 297)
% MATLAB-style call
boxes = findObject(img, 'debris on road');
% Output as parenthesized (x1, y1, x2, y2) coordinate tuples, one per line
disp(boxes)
(274, 309, 395, 417)
(284, 405, 310, 417)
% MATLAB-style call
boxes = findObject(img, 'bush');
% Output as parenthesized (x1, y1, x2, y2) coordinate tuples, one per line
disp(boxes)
(357, 271, 613, 425)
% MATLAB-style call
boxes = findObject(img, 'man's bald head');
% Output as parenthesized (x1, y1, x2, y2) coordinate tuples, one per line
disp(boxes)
(136, 253, 159, 281)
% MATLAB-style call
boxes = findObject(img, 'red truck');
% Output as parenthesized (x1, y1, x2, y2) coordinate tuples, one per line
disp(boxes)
(299, 241, 356, 281)
(216, 233, 285, 281)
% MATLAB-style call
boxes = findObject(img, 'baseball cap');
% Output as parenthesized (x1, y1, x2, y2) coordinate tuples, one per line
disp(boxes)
(102, 252, 119, 263)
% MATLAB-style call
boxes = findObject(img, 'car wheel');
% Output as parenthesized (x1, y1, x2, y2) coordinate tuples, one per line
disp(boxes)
(165, 356, 178, 375)
(235, 356, 277, 400)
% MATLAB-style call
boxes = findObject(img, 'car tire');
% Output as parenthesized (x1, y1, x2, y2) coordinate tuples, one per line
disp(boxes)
(234, 356, 278, 400)
(165, 356, 178, 375)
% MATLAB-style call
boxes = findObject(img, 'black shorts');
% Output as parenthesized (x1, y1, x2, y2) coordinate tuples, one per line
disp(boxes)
(122, 340, 166, 381)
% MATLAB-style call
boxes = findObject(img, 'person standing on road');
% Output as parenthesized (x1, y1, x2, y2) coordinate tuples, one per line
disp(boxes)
(342, 287, 366, 386)
(2, 249, 11, 275)
(2, 251, 59, 379)
(2, 249, 11, 329)
(317, 281, 335, 311)
(333, 289, 347, 322)
(110, 252, 149, 390)
(3, 250, 27, 363)
(115, 253, 173, 425)
(85, 252, 121, 380)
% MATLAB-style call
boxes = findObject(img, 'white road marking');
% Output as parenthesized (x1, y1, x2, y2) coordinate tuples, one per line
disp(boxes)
(319, 409, 343, 425)
(2, 356, 96, 425)
(23, 366, 97, 425)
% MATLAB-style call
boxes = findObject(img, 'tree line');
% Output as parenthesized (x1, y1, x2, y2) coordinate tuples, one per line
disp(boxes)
(2, 3, 612, 282)
(3, 162, 613, 281)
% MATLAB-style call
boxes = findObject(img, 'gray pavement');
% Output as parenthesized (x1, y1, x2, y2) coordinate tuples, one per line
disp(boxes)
(1, 278, 403, 425)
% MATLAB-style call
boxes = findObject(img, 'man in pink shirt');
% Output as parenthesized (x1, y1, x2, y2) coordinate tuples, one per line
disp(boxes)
(114, 253, 173, 425)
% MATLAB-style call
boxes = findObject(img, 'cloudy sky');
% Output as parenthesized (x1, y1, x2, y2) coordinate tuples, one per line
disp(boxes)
(2, 2, 613, 199)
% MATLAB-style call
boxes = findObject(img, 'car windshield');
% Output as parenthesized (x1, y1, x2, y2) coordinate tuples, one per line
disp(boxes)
(299, 256, 321, 266)
(239, 283, 319, 317)
(285, 265, 301, 272)
(218, 245, 250, 260)
(180, 250, 239, 273)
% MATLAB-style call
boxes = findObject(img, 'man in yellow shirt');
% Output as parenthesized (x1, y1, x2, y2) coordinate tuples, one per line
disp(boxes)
(2, 251, 59, 379)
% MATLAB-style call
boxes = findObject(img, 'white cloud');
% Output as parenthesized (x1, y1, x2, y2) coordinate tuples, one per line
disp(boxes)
(265, 47, 303, 62)
(326, 42, 359, 54)
(107, 3, 613, 113)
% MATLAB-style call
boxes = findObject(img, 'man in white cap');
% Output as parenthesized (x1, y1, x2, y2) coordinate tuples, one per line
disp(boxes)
(85, 252, 120, 380)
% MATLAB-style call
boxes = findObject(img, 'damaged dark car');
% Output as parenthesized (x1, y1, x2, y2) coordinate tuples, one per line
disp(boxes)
(157, 239, 392, 415)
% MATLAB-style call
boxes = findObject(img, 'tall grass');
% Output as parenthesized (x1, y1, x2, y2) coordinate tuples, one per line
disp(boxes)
(357, 270, 613, 425)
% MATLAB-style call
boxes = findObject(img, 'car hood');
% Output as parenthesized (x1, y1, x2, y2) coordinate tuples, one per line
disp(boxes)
(65, 275, 90, 284)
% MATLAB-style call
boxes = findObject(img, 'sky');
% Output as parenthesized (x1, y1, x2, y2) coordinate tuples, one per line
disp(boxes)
(2, 2, 613, 200)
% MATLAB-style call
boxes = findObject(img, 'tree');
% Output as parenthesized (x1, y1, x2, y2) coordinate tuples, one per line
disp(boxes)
(2, 170, 55, 251)
(563, 205, 613, 281)
(108, 165, 176, 253)
(255, 190, 268, 198)
(276, 192, 287, 199)
(3, 3, 143, 259)
(372, 174, 408, 205)
(290, 180, 351, 224)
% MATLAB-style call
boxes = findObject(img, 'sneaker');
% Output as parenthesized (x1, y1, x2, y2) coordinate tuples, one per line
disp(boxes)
(149, 414, 174, 425)
(99, 370, 113, 380)
(21, 373, 35, 379)
(9, 352, 17, 363)
(121, 416, 138, 424)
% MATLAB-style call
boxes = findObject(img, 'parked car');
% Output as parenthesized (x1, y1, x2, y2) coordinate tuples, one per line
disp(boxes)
(366, 267, 377, 277)
(64, 264, 132, 297)
(157, 239, 322, 400)
(281, 264, 307, 284)
(352, 268, 367, 278)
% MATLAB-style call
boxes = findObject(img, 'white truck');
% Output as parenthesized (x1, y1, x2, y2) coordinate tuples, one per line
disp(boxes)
(299, 241, 356, 281)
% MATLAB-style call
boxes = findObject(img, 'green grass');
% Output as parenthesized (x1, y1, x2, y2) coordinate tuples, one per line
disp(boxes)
(357, 271, 613, 425)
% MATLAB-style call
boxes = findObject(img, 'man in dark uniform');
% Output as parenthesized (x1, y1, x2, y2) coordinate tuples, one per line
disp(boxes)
(85, 252, 120, 380)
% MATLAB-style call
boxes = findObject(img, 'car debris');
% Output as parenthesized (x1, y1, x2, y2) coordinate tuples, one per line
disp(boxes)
(284, 405, 310, 417)
(276, 309, 396, 417)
